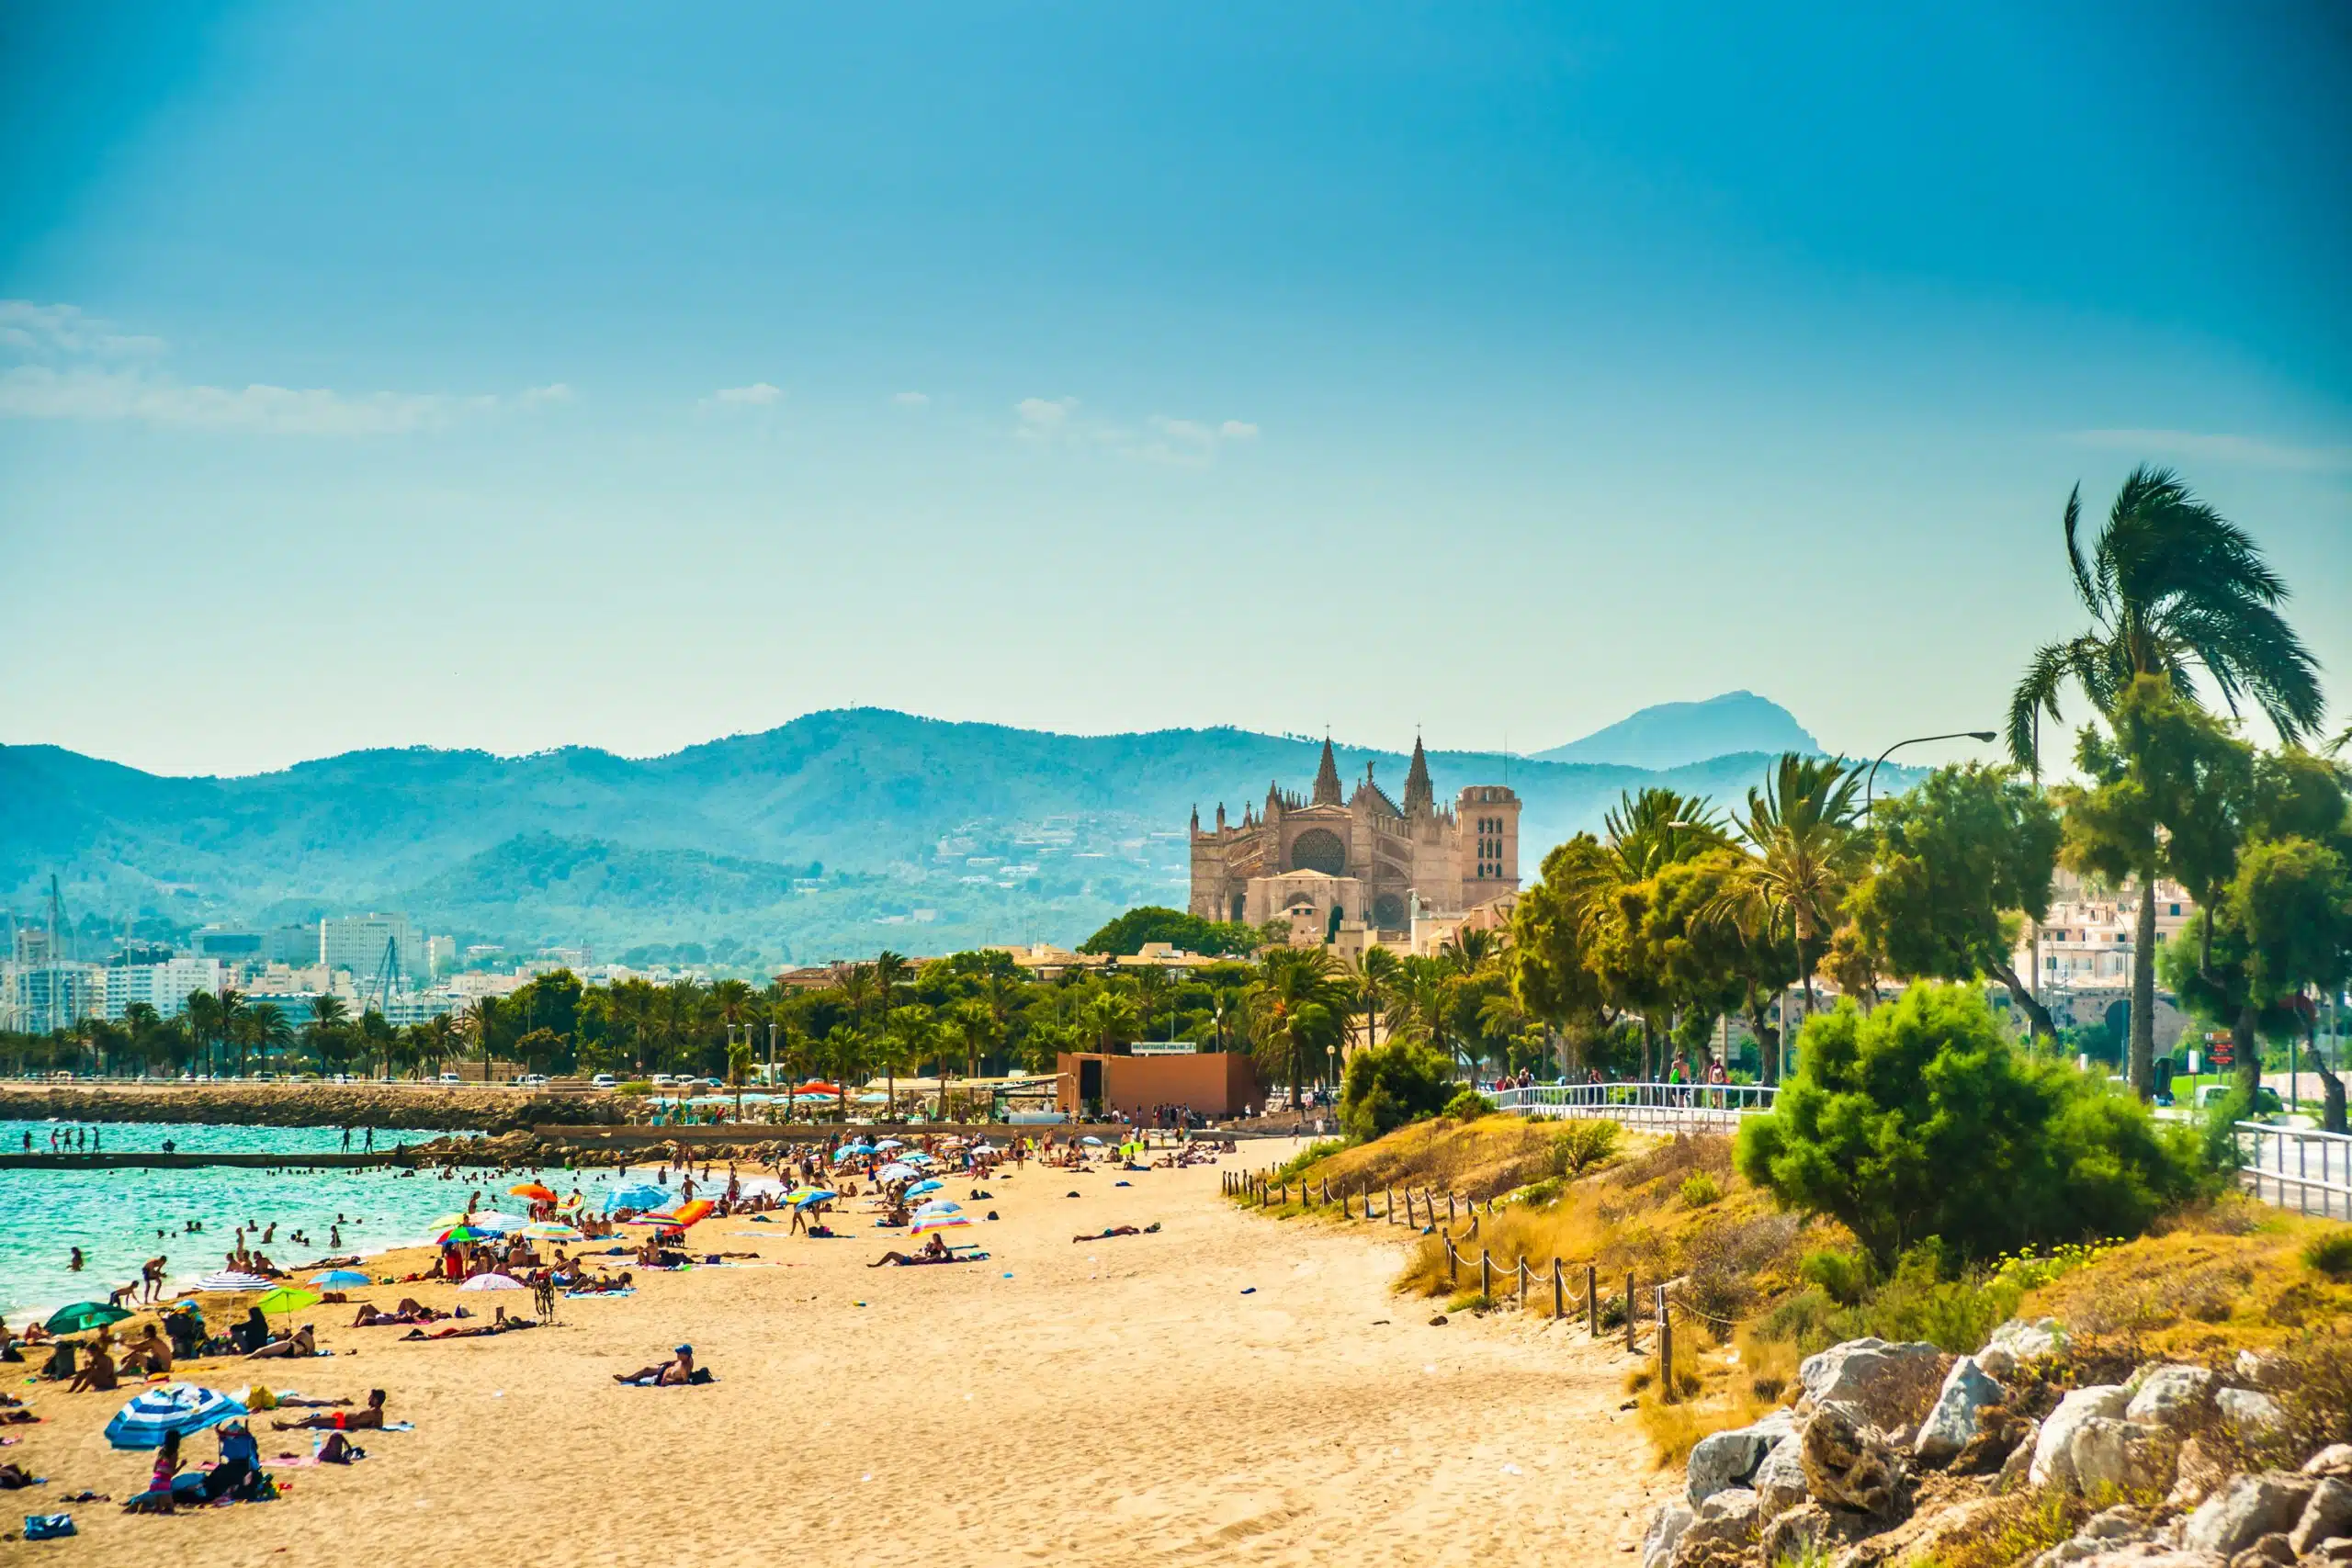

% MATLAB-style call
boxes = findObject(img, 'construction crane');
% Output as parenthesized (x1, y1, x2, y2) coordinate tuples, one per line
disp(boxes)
(365, 932, 403, 1021)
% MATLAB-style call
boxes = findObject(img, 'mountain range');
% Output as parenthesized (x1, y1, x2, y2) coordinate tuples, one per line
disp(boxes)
(1, 695, 1889, 966)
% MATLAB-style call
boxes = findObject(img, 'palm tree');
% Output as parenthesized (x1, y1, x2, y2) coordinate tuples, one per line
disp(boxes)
(2009, 468, 2324, 1096)
(1247, 946, 1348, 1110)
(248, 1002, 292, 1075)
(462, 997, 502, 1078)
(943, 999, 998, 1119)
(1711, 753, 1868, 1047)
(183, 989, 221, 1077)
(878, 1004, 934, 1122)
(306, 993, 350, 1074)
(218, 989, 250, 1077)
(1354, 944, 1402, 1056)
(870, 951, 912, 1030)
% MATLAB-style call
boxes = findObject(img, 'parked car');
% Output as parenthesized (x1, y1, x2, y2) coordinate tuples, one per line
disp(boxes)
(437, 1072, 463, 1086)
(591, 1073, 618, 1089)
(2195, 1083, 2286, 1114)
(516, 1073, 549, 1088)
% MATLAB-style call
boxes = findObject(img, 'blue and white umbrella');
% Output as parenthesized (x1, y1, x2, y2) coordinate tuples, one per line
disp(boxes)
(105, 1384, 246, 1450)
(789, 1189, 839, 1209)
(873, 1162, 918, 1183)
(462, 1212, 527, 1234)
(194, 1271, 273, 1292)
(905, 1179, 945, 1197)
(914, 1200, 962, 1219)
(308, 1269, 371, 1289)
(837, 1143, 875, 1156)
(604, 1184, 671, 1213)
(873, 1138, 905, 1151)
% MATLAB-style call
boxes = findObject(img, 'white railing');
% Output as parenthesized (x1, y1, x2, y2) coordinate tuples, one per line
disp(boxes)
(1489, 1080, 1776, 1134)
(2234, 1122, 2352, 1221)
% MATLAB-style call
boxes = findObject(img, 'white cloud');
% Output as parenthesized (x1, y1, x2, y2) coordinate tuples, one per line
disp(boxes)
(1016, 396, 1077, 438)
(1219, 420, 1259, 440)
(892, 390, 930, 408)
(707, 382, 784, 407)
(0, 299, 561, 435)
(2070, 428, 2352, 473)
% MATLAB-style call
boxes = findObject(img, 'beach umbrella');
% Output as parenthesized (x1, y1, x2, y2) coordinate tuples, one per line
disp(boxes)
(910, 1213, 971, 1235)
(435, 1225, 495, 1245)
(104, 1383, 247, 1450)
(788, 1189, 838, 1209)
(1080, 1135, 1104, 1146)
(308, 1269, 372, 1289)
(905, 1179, 944, 1197)
(653, 1199, 714, 1227)
(604, 1183, 672, 1213)
(873, 1138, 905, 1151)
(903, 1152, 939, 1167)
(837, 1142, 874, 1156)
(508, 1182, 558, 1202)
(874, 1162, 917, 1183)
(795, 1080, 840, 1097)
(195, 1271, 273, 1292)
(252, 1286, 321, 1316)
(464, 1212, 527, 1234)
(913, 1201, 961, 1218)
(457, 1272, 526, 1292)
(43, 1302, 131, 1337)
(523, 1223, 583, 1241)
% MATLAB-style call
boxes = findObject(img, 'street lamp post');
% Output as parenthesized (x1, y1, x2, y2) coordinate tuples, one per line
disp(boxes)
(1864, 731, 1999, 816)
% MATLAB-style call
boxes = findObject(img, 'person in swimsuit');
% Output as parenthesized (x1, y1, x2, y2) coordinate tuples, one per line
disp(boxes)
(613, 1345, 695, 1385)
(275, 1389, 386, 1431)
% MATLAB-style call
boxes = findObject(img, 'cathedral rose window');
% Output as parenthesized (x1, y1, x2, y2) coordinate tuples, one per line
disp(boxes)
(1289, 828, 1347, 876)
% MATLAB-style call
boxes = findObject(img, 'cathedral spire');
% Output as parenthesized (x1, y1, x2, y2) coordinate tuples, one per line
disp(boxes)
(1311, 734, 1342, 807)
(1403, 732, 1434, 817)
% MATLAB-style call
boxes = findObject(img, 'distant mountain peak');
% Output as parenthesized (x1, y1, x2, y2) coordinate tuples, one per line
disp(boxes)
(1530, 692, 1821, 771)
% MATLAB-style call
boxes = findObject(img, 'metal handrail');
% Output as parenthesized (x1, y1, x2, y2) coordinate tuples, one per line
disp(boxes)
(2233, 1121, 2352, 1222)
(1489, 1080, 1775, 1130)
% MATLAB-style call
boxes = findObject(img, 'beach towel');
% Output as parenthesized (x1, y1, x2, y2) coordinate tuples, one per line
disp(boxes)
(563, 1288, 636, 1299)
(23, 1513, 73, 1540)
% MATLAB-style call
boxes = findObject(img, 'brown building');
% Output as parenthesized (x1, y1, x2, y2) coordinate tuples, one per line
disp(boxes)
(1189, 737, 1520, 942)
(1056, 1050, 1261, 1119)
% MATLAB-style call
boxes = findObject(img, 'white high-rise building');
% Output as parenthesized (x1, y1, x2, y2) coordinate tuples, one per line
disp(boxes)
(321, 914, 422, 984)
(97, 959, 225, 1021)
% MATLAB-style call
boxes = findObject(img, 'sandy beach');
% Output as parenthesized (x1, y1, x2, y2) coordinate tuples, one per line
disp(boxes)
(12, 1139, 1675, 1565)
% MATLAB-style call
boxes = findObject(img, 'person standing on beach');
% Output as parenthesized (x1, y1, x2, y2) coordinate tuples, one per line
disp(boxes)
(141, 1256, 167, 1303)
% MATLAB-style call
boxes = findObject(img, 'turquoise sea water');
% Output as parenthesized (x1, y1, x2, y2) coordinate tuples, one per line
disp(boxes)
(0, 1121, 678, 1322)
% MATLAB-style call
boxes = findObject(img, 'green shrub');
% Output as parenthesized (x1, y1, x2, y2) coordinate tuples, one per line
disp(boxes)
(1340, 1039, 1457, 1142)
(1274, 1138, 1344, 1182)
(616, 1080, 652, 1096)
(1799, 1247, 1871, 1307)
(1512, 1176, 1566, 1207)
(2303, 1227, 2352, 1281)
(1679, 1172, 1723, 1208)
(1548, 1119, 1621, 1177)
(1736, 984, 2206, 1269)
(1442, 1087, 1498, 1122)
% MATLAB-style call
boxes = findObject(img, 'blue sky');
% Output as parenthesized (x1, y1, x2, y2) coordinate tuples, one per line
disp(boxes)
(3, 2, 2346, 776)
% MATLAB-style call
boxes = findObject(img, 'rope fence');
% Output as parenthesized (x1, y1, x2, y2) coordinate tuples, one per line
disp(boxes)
(1223, 1164, 1737, 1404)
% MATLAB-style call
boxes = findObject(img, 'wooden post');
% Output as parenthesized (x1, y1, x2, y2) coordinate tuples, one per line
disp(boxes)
(1340, 1185, 1351, 1219)
(1552, 1258, 1565, 1320)
(1447, 1191, 1456, 1225)
(1444, 1231, 1457, 1287)
(1386, 1187, 1396, 1224)
(1479, 1247, 1491, 1300)
(1657, 1285, 1673, 1404)
(1624, 1271, 1637, 1352)
(1586, 1263, 1598, 1337)
(1517, 1258, 1527, 1310)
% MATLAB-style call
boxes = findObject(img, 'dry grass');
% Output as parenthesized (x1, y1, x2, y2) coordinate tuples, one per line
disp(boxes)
(2020, 1198, 2352, 1356)
(1284, 1113, 1600, 1201)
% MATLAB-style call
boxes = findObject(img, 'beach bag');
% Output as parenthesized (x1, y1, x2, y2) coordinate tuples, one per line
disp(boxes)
(24, 1514, 74, 1540)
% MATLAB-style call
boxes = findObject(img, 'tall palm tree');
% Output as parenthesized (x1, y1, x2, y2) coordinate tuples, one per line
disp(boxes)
(1247, 946, 1348, 1110)
(183, 989, 222, 1077)
(248, 1002, 292, 1075)
(218, 989, 250, 1077)
(2009, 467, 2324, 1094)
(1711, 753, 1868, 1045)
(943, 998, 998, 1118)
(1354, 944, 1402, 1056)
(878, 1003, 933, 1122)
(307, 993, 350, 1074)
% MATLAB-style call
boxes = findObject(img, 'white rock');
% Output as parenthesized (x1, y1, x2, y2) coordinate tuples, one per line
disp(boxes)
(1671, 1488, 1759, 1568)
(2030, 1385, 2131, 1492)
(2215, 1388, 2285, 1438)
(1798, 1337, 1948, 1432)
(1980, 1316, 2069, 1381)
(2290, 1478, 2352, 1557)
(1916, 1355, 2007, 1465)
(1687, 1427, 1772, 1506)
(1754, 1436, 1809, 1519)
(2068, 1417, 2177, 1495)
(2125, 1365, 2219, 1429)
(2182, 1474, 2318, 1560)
(1641, 1501, 1693, 1568)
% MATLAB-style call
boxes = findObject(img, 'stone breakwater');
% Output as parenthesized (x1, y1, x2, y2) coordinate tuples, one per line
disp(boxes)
(0, 1082, 627, 1134)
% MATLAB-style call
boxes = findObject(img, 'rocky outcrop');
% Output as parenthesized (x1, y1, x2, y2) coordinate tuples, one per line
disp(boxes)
(1978, 1317, 2068, 1381)
(1753, 1432, 1809, 1518)
(1642, 1500, 1693, 1568)
(2215, 1390, 2285, 1439)
(0, 1081, 627, 1134)
(2182, 1474, 2319, 1560)
(1686, 1410, 1799, 1506)
(1916, 1356, 2007, 1466)
(2068, 1418, 2178, 1496)
(2290, 1480, 2352, 1557)
(2031, 1384, 2132, 1491)
(1670, 1488, 1760, 1568)
(2125, 1365, 2220, 1430)
(1800, 1401, 1904, 1517)
(2032, 1503, 2156, 1568)
(1798, 1338, 1949, 1434)
(1758, 1501, 1836, 1564)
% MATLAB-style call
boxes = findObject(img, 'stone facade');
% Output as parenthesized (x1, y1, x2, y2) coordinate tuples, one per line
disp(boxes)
(1188, 737, 1520, 940)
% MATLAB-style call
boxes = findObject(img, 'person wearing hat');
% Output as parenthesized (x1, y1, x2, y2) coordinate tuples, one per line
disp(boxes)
(613, 1345, 697, 1386)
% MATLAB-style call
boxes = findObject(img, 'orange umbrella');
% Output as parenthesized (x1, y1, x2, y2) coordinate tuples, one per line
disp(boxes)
(661, 1199, 715, 1227)
(508, 1182, 558, 1203)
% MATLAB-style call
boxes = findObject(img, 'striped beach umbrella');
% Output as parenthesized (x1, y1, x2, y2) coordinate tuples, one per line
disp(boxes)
(308, 1269, 372, 1289)
(104, 1384, 246, 1450)
(522, 1223, 583, 1241)
(195, 1271, 273, 1292)
(787, 1189, 838, 1209)
(463, 1212, 527, 1234)
(457, 1272, 526, 1292)
(913, 1200, 962, 1218)
(910, 1213, 971, 1236)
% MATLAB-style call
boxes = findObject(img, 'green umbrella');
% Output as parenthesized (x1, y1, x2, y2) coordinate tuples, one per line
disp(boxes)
(44, 1302, 131, 1337)
(250, 1286, 321, 1317)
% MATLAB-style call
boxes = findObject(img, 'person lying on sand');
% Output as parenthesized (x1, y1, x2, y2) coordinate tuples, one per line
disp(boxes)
(1071, 1224, 1161, 1242)
(401, 1306, 535, 1340)
(613, 1345, 698, 1385)
(869, 1235, 954, 1267)
(245, 1325, 318, 1359)
(351, 1299, 445, 1326)
(274, 1389, 386, 1431)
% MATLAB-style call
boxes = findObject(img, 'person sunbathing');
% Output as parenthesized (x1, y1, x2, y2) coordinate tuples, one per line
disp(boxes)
(67, 1339, 119, 1393)
(121, 1325, 172, 1375)
(613, 1345, 697, 1385)
(869, 1235, 951, 1267)
(402, 1306, 533, 1340)
(1071, 1223, 1160, 1242)
(245, 1324, 317, 1359)
(274, 1388, 385, 1431)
